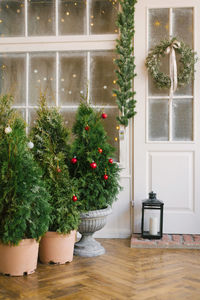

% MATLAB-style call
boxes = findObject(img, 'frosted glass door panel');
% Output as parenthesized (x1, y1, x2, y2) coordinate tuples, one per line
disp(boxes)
(59, 52, 87, 105)
(172, 99, 193, 141)
(29, 53, 56, 105)
(28, 0, 55, 36)
(0, 54, 26, 105)
(172, 8, 193, 47)
(174, 82, 193, 96)
(148, 9, 169, 49)
(0, 0, 25, 37)
(148, 55, 169, 96)
(58, 0, 86, 35)
(91, 51, 117, 105)
(149, 99, 169, 141)
(90, 0, 118, 34)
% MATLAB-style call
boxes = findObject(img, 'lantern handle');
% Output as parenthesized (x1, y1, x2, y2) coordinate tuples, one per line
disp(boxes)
(149, 191, 157, 200)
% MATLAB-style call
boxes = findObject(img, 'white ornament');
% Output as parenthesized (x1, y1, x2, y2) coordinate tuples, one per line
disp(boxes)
(27, 141, 34, 149)
(5, 126, 12, 134)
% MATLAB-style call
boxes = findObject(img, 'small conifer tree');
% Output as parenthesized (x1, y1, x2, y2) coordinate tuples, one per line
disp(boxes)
(69, 99, 121, 212)
(0, 95, 51, 245)
(30, 94, 79, 234)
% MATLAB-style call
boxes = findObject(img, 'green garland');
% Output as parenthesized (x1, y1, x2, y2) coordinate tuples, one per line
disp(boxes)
(114, 0, 137, 127)
(145, 38, 197, 90)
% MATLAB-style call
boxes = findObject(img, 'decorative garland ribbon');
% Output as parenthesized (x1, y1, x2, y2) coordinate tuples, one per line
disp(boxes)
(165, 40, 181, 96)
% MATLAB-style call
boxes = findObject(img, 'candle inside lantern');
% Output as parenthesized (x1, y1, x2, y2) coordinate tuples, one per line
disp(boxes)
(149, 217, 158, 235)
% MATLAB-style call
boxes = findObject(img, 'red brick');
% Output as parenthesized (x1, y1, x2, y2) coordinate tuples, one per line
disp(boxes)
(193, 235, 200, 242)
(172, 235, 181, 243)
(183, 234, 194, 244)
(162, 234, 171, 242)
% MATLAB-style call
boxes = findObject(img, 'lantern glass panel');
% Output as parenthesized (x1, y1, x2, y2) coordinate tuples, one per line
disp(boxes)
(143, 208, 161, 236)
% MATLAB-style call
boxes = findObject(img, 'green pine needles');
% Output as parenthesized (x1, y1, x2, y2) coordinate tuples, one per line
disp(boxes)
(114, 0, 137, 127)
(30, 94, 80, 234)
(69, 99, 121, 212)
(0, 95, 51, 245)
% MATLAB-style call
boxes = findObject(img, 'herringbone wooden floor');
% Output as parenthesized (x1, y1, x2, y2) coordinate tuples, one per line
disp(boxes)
(0, 239, 200, 300)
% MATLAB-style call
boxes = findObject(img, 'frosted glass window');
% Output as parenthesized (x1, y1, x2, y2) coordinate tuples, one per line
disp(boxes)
(16, 108, 26, 120)
(28, 109, 37, 130)
(90, 0, 118, 34)
(91, 51, 117, 105)
(59, 52, 87, 105)
(172, 8, 193, 48)
(28, 0, 55, 36)
(29, 53, 56, 106)
(148, 9, 169, 49)
(148, 55, 169, 97)
(0, 54, 26, 105)
(100, 108, 119, 161)
(0, 0, 25, 37)
(58, 0, 86, 35)
(61, 108, 77, 130)
(149, 99, 169, 141)
(172, 99, 193, 141)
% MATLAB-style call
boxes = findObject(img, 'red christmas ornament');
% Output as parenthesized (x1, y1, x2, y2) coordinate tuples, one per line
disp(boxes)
(108, 158, 113, 164)
(85, 125, 90, 131)
(72, 195, 78, 202)
(101, 113, 107, 119)
(104, 174, 108, 180)
(71, 157, 77, 164)
(90, 162, 97, 169)
(57, 168, 61, 173)
(98, 148, 103, 153)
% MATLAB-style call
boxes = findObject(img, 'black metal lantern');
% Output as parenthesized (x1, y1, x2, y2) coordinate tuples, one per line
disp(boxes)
(141, 191, 164, 239)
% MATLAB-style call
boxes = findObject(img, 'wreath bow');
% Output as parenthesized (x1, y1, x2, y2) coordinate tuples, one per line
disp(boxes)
(165, 40, 181, 95)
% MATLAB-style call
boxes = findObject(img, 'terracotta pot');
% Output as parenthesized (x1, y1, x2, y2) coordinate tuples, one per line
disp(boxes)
(0, 239, 39, 276)
(39, 231, 76, 264)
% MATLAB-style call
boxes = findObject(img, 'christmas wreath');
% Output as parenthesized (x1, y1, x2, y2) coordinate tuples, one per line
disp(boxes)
(145, 38, 197, 91)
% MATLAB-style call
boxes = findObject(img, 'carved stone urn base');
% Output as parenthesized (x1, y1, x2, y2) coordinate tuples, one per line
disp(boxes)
(74, 205, 112, 257)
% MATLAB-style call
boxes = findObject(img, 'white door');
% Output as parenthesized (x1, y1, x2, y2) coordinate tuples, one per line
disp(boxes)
(134, 0, 200, 234)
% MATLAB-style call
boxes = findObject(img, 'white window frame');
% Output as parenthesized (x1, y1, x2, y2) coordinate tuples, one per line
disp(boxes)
(0, 0, 131, 173)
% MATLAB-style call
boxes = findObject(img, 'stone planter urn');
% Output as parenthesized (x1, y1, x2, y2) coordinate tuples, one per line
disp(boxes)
(74, 205, 112, 257)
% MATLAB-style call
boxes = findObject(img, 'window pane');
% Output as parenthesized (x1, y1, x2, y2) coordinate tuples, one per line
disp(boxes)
(0, 53, 26, 105)
(29, 53, 56, 106)
(149, 99, 169, 141)
(0, 0, 25, 37)
(58, 0, 86, 35)
(28, 0, 55, 36)
(61, 108, 76, 131)
(90, 0, 118, 34)
(16, 108, 26, 120)
(174, 82, 193, 97)
(172, 99, 193, 141)
(59, 52, 87, 105)
(90, 51, 117, 105)
(148, 55, 169, 97)
(100, 107, 119, 161)
(28, 108, 37, 129)
(148, 8, 169, 49)
(172, 8, 193, 47)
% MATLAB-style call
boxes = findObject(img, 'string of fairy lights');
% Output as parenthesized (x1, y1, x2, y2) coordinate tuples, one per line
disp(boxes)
(0, 0, 119, 144)
(0, 0, 118, 33)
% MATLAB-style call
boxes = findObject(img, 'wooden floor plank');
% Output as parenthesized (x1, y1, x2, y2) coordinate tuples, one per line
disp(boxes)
(0, 239, 200, 299)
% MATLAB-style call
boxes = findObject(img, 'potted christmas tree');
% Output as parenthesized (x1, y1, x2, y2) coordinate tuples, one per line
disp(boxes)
(0, 95, 51, 276)
(30, 94, 80, 264)
(70, 98, 121, 257)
